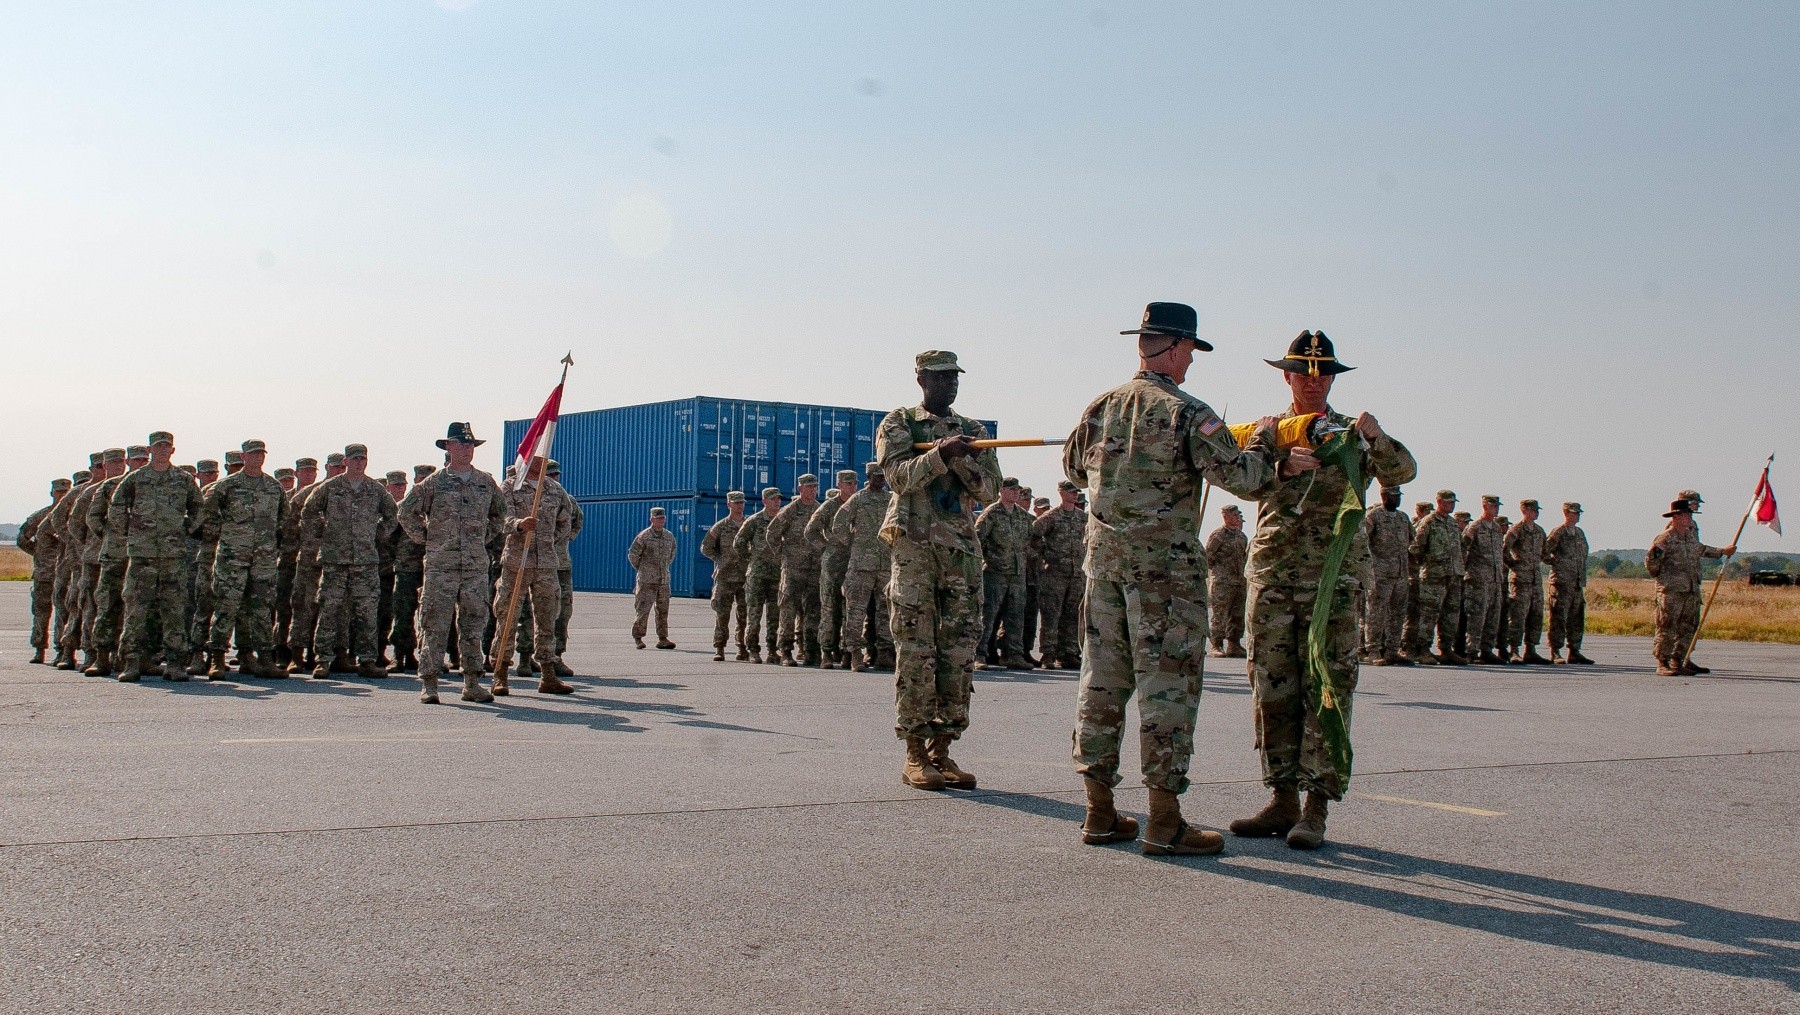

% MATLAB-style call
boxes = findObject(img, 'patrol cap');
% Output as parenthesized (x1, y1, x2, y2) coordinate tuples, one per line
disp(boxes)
(196, 459, 220, 472)
(836, 469, 858, 483)
(241, 439, 267, 454)
(295, 457, 318, 469)
(1563, 501, 1582, 513)
(274, 468, 295, 480)
(325, 452, 345, 467)
(649, 507, 666, 517)
(797, 473, 818, 486)
(51, 477, 72, 491)
(1677, 489, 1702, 507)
(104, 448, 127, 462)
(1033, 497, 1051, 509)
(761, 486, 782, 499)
(914, 350, 965, 373)
(1663, 499, 1692, 518)
(726, 490, 746, 503)
(127, 445, 150, 459)
(825, 488, 840, 500)
(223, 451, 243, 466)
(1453, 511, 1471, 523)
(344, 444, 368, 460)
(413, 464, 435, 479)
(1436, 489, 1456, 501)
(1519, 499, 1540, 511)
(1001, 477, 1020, 489)
(384, 470, 407, 484)
(1414, 502, 1430, 514)
(865, 461, 883, 477)
(73, 470, 92, 484)
(1222, 504, 1242, 515)
(178, 465, 196, 476)
(545, 459, 561, 476)
(1481, 495, 1500, 506)
(88, 451, 105, 467)
(1058, 480, 1079, 492)
(147, 431, 174, 447)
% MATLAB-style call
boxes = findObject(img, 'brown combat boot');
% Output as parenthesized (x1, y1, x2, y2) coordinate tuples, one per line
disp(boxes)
(84, 649, 112, 677)
(1656, 658, 1683, 676)
(28, 648, 45, 664)
(203, 651, 229, 679)
(734, 648, 750, 662)
(255, 651, 288, 679)
(927, 735, 977, 789)
(748, 649, 763, 664)
(1521, 648, 1552, 666)
(1568, 649, 1595, 665)
(1141, 788, 1224, 856)
(357, 661, 388, 679)
(1225, 640, 1246, 658)
(901, 737, 946, 791)
(419, 674, 440, 704)
(713, 648, 726, 661)
(536, 657, 574, 695)
(1228, 786, 1301, 837)
(461, 672, 494, 703)
(1286, 792, 1330, 850)
(491, 667, 511, 696)
(184, 651, 208, 676)
(1080, 777, 1140, 845)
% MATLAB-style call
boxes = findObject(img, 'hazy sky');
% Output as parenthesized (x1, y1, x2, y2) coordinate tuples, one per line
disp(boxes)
(4, 2, 1796, 551)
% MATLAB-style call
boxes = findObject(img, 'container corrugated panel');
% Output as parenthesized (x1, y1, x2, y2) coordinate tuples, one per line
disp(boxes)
(506, 396, 997, 502)
(568, 496, 731, 598)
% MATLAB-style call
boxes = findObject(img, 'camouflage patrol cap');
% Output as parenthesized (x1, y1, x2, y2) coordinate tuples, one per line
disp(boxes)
(914, 350, 965, 373)
(545, 459, 560, 476)
(1436, 489, 1456, 501)
(384, 470, 406, 484)
(836, 469, 858, 483)
(1481, 495, 1500, 506)
(104, 448, 126, 462)
(295, 457, 318, 469)
(1453, 511, 1471, 522)
(797, 473, 818, 486)
(223, 451, 243, 466)
(51, 477, 72, 490)
(866, 461, 883, 477)
(1414, 502, 1430, 513)
(146, 431, 174, 447)
(1001, 477, 1020, 489)
(1222, 504, 1242, 515)
(241, 439, 267, 454)
(1033, 497, 1051, 509)
(88, 451, 105, 467)
(1564, 501, 1582, 513)
(1519, 499, 1540, 511)
(344, 444, 368, 460)
(178, 465, 196, 477)
(649, 507, 666, 517)
(325, 452, 345, 467)
(274, 468, 294, 479)
(825, 488, 840, 500)
(761, 486, 782, 499)
(1058, 480, 1079, 492)
(1676, 489, 1702, 513)
(413, 464, 435, 479)
(726, 490, 746, 503)
(73, 470, 92, 484)
(196, 459, 220, 472)
(127, 445, 150, 460)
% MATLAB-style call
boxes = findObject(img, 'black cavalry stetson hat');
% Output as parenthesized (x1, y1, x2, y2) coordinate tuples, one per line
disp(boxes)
(1121, 302, 1214, 352)
(1266, 330, 1354, 376)
(435, 422, 485, 449)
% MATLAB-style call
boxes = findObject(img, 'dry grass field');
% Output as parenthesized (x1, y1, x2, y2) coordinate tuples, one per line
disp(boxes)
(1584, 576, 1800, 644)
(0, 546, 31, 581)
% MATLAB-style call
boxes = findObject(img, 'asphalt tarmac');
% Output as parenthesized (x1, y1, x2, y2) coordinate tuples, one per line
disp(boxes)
(1, 582, 1795, 1014)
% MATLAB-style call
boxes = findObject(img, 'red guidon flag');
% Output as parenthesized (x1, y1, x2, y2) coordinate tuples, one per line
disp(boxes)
(510, 380, 565, 491)
(1753, 463, 1781, 536)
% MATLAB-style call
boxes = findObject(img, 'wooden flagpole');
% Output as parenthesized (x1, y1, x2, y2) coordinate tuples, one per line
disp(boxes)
(1679, 453, 1772, 669)
(491, 353, 573, 688)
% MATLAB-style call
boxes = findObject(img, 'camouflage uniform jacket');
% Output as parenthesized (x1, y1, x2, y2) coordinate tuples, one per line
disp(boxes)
(805, 496, 848, 570)
(831, 488, 893, 574)
(1031, 508, 1086, 578)
(1462, 518, 1506, 583)
(88, 474, 133, 562)
(627, 527, 678, 586)
(1545, 522, 1589, 586)
(201, 472, 286, 567)
(110, 466, 203, 560)
(876, 405, 1001, 556)
(701, 513, 749, 585)
(975, 503, 1032, 576)
(284, 482, 327, 564)
(302, 475, 398, 568)
(1503, 521, 1547, 578)
(397, 468, 505, 572)
(1645, 527, 1724, 595)
(558, 490, 583, 571)
(1363, 507, 1413, 580)
(55, 483, 97, 564)
(1412, 512, 1464, 581)
(732, 509, 783, 581)
(766, 499, 822, 574)
(499, 478, 573, 569)
(1203, 527, 1248, 584)
(19, 502, 58, 566)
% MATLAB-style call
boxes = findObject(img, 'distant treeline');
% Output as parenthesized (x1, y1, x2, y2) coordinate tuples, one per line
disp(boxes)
(1590, 550, 1799, 581)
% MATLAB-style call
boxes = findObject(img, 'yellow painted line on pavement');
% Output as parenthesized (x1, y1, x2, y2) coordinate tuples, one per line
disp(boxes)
(1353, 792, 1505, 817)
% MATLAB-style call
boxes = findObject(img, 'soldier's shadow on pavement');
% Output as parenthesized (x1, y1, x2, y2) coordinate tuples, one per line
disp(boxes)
(463, 682, 807, 739)
(972, 668, 1081, 685)
(134, 676, 376, 700)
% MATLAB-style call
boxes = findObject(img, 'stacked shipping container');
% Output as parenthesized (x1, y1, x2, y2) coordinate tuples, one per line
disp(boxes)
(504, 396, 998, 597)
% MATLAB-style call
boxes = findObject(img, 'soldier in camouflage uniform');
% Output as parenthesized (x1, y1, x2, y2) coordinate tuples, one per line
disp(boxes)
(1504, 499, 1551, 665)
(1065, 303, 1278, 855)
(833, 463, 892, 672)
(198, 439, 287, 679)
(389, 464, 433, 672)
(733, 488, 784, 664)
(1020, 487, 1043, 663)
(700, 490, 750, 661)
(398, 423, 506, 703)
(376, 470, 407, 667)
(49, 464, 96, 669)
(1646, 498, 1733, 675)
(1545, 501, 1594, 664)
(302, 445, 398, 679)
(1031, 480, 1086, 670)
(808, 471, 859, 668)
(286, 453, 342, 669)
(56, 454, 108, 669)
(85, 445, 150, 677)
(1204, 504, 1249, 658)
(628, 506, 679, 649)
(18, 477, 70, 664)
(878, 350, 1002, 792)
(973, 478, 1033, 669)
(1360, 486, 1413, 665)
(183, 457, 224, 673)
(1229, 331, 1416, 851)
(273, 457, 317, 664)
(547, 459, 581, 674)
(1407, 491, 1466, 665)
(493, 457, 576, 694)
(1461, 495, 1507, 664)
(766, 475, 822, 666)
(112, 433, 203, 681)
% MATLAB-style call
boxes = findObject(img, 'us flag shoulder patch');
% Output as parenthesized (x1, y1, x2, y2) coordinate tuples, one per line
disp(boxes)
(1199, 415, 1224, 436)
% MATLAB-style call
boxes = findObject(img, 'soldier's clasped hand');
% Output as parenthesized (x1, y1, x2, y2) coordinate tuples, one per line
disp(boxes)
(1280, 448, 1322, 478)
(936, 435, 978, 461)
(1354, 412, 1384, 440)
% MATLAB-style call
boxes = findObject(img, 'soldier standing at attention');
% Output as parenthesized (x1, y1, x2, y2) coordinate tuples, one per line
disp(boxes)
(304, 445, 397, 679)
(808, 471, 859, 668)
(974, 478, 1033, 670)
(701, 491, 750, 662)
(733, 487, 784, 664)
(275, 468, 296, 495)
(877, 349, 1001, 792)
(1204, 504, 1250, 659)
(86, 445, 150, 677)
(182, 457, 225, 674)
(546, 460, 581, 676)
(49, 457, 101, 669)
(494, 456, 576, 694)
(1032, 481, 1086, 670)
(19, 478, 70, 664)
(1461, 495, 1507, 665)
(199, 439, 287, 679)
(286, 452, 342, 671)
(112, 433, 203, 682)
(1360, 487, 1413, 665)
(1065, 303, 1277, 854)
(1019, 487, 1043, 664)
(833, 464, 893, 672)
(1230, 331, 1416, 850)
(766, 475, 823, 666)
(1646, 499, 1733, 675)
(1504, 499, 1552, 665)
(273, 457, 316, 665)
(628, 507, 679, 650)
(1407, 491, 1466, 666)
(61, 453, 112, 671)
(1545, 501, 1594, 664)
(375, 470, 407, 668)
(388, 464, 434, 672)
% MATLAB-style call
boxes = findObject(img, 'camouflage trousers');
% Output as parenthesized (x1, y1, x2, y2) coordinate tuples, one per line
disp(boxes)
(120, 556, 190, 668)
(711, 579, 747, 652)
(1546, 576, 1586, 652)
(778, 570, 821, 661)
(1207, 578, 1246, 647)
(1072, 576, 1209, 793)
(90, 559, 129, 653)
(557, 568, 574, 655)
(888, 541, 981, 741)
(74, 560, 104, 651)
(1037, 569, 1083, 664)
(744, 571, 781, 654)
(1248, 582, 1360, 800)
(313, 563, 380, 663)
(390, 569, 423, 657)
(1505, 571, 1543, 653)
(976, 570, 1026, 662)
(496, 566, 560, 665)
(841, 568, 892, 662)
(1362, 575, 1408, 658)
(1462, 573, 1504, 656)
(419, 567, 491, 679)
(53, 554, 83, 652)
(817, 557, 848, 657)
(273, 551, 297, 650)
(1652, 586, 1699, 662)
(287, 556, 324, 655)
(377, 565, 395, 656)
(1408, 577, 1461, 657)
(188, 550, 217, 654)
(1021, 575, 1039, 661)
(633, 582, 672, 642)
(210, 557, 278, 653)
(30, 563, 56, 650)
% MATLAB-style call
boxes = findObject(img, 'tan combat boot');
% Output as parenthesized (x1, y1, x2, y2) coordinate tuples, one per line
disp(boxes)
(927, 735, 977, 789)
(357, 660, 388, 679)
(202, 651, 229, 679)
(461, 672, 494, 703)
(554, 658, 575, 676)
(1286, 792, 1330, 849)
(84, 648, 112, 677)
(901, 737, 946, 791)
(1228, 786, 1301, 838)
(1141, 788, 1224, 856)
(185, 651, 210, 676)
(491, 666, 511, 696)
(256, 651, 288, 680)
(1080, 777, 1140, 845)
(419, 674, 440, 704)
(536, 656, 574, 695)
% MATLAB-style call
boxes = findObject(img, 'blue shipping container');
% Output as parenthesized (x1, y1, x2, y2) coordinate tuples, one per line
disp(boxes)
(569, 496, 732, 598)
(505, 396, 997, 502)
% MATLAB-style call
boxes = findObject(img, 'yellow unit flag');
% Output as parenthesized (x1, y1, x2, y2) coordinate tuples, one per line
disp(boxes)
(1227, 413, 1325, 451)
